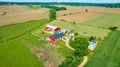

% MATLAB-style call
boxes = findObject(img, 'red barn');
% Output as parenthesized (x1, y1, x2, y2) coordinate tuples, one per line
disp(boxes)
(46, 25, 60, 31)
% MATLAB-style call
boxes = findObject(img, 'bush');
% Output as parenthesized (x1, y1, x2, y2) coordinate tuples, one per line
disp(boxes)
(74, 32, 78, 36)
(85, 9, 88, 12)
(1, 12, 7, 16)
(109, 26, 118, 30)
(89, 36, 96, 41)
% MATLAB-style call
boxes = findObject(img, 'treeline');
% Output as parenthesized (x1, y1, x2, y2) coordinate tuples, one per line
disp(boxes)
(41, 5, 67, 11)
(0, 2, 120, 8)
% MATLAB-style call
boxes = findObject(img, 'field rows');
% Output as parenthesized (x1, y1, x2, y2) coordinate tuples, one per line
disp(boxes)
(85, 31, 120, 67)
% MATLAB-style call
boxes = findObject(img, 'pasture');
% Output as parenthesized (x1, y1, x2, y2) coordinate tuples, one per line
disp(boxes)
(49, 20, 110, 39)
(81, 14, 120, 29)
(0, 19, 48, 42)
(85, 31, 120, 67)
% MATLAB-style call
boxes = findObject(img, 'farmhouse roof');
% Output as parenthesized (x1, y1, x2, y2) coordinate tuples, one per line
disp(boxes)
(53, 33, 64, 39)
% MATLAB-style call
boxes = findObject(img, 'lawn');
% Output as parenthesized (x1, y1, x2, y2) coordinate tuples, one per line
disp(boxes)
(81, 14, 120, 29)
(85, 30, 120, 67)
(49, 20, 110, 39)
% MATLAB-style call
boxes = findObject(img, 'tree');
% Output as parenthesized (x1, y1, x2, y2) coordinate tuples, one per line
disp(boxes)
(70, 37, 89, 57)
(85, 9, 88, 12)
(49, 8, 56, 21)
(89, 36, 96, 41)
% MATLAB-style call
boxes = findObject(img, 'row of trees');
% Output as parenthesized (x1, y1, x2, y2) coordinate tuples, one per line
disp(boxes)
(1, 2, 120, 8)
(59, 37, 89, 67)
(49, 8, 56, 21)
(41, 5, 67, 11)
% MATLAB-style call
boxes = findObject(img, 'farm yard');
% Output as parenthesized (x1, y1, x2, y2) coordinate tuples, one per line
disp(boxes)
(85, 31, 120, 67)
(0, 19, 72, 67)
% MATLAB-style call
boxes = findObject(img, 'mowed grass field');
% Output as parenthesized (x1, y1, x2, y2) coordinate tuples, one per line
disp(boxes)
(49, 20, 110, 39)
(81, 14, 120, 29)
(85, 31, 120, 67)
(0, 34, 45, 67)
(0, 19, 72, 67)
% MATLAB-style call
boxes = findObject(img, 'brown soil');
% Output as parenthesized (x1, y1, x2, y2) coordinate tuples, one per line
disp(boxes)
(57, 5, 120, 23)
(0, 5, 49, 26)
(57, 12, 103, 23)
(27, 44, 64, 67)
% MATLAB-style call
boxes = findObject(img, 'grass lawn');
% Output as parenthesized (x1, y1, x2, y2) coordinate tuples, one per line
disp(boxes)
(81, 14, 120, 29)
(49, 20, 110, 39)
(85, 30, 120, 67)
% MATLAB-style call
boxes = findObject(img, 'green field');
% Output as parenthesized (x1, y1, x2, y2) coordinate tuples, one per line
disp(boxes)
(81, 14, 120, 29)
(0, 19, 47, 42)
(0, 34, 45, 67)
(49, 20, 110, 39)
(85, 31, 120, 67)
(0, 19, 72, 67)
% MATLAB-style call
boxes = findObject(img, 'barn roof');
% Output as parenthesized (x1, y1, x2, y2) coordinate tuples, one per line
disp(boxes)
(46, 25, 57, 29)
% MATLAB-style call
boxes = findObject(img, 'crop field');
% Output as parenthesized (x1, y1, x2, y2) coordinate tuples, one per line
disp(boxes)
(57, 12, 103, 23)
(85, 31, 120, 67)
(81, 14, 120, 29)
(49, 20, 110, 39)
(0, 5, 49, 26)
(57, 6, 120, 23)
(0, 19, 72, 67)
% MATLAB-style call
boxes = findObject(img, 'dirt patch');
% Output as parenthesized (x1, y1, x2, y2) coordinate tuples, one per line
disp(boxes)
(27, 44, 64, 67)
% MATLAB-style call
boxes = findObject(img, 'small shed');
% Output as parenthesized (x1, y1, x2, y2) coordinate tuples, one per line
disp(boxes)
(46, 25, 60, 31)
(69, 33, 75, 41)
